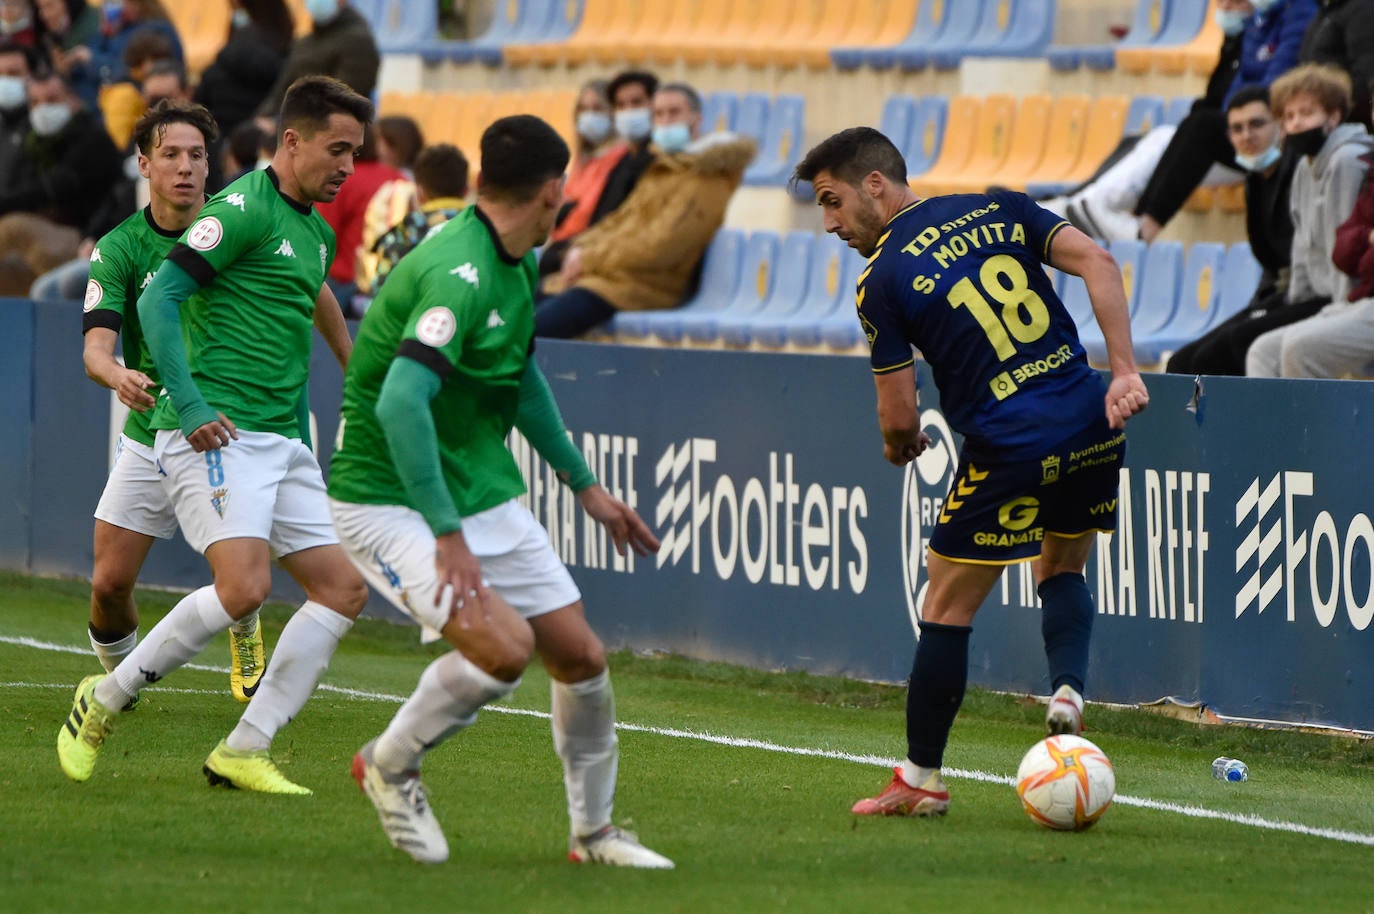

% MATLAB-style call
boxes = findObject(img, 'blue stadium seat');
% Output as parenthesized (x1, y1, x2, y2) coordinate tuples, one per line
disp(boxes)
(1048, 0, 1173, 73)
(1060, 273, 1096, 337)
(1080, 239, 1151, 362)
(878, 96, 915, 156)
(1163, 95, 1194, 126)
(784, 238, 865, 348)
(753, 233, 849, 349)
(932, 0, 1055, 68)
(701, 91, 739, 135)
(1216, 242, 1262, 322)
(1135, 241, 1225, 364)
(903, 96, 948, 178)
(1125, 95, 1166, 136)
(610, 229, 745, 342)
(909, 1, 986, 71)
(719, 232, 814, 347)
(743, 95, 805, 186)
(735, 92, 770, 146)
(863, 1, 953, 70)
(814, 247, 872, 349)
(1116, 240, 1184, 364)
(372, 0, 436, 54)
(679, 231, 781, 343)
(429, 0, 555, 66)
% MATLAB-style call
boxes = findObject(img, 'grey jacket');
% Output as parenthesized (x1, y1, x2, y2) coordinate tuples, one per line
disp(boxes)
(1288, 123, 1374, 304)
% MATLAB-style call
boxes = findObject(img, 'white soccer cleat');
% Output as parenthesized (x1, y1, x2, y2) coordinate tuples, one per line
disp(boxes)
(1046, 684, 1085, 736)
(351, 740, 449, 864)
(568, 825, 675, 869)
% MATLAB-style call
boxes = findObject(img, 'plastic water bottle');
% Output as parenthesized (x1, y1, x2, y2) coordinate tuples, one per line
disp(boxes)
(1211, 757, 1249, 782)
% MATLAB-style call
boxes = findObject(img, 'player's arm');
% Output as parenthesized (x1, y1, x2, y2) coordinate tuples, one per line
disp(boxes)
(859, 260, 930, 466)
(516, 361, 658, 557)
(1047, 225, 1149, 428)
(873, 367, 929, 467)
(82, 240, 154, 411)
(313, 282, 353, 370)
(82, 327, 155, 412)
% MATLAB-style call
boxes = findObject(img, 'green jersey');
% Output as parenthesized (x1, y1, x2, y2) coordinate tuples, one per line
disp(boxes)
(328, 206, 537, 517)
(82, 206, 183, 446)
(148, 167, 334, 438)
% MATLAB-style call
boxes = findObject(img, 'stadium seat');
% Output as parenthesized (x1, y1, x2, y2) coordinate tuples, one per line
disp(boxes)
(742, 0, 824, 68)
(1059, 273, 1096, 336)
(1125, 95, 1166, 137)
(914, 95, 1016, 196)
(165, 0, 230, 77)
(754, 233, 849, 349)
(878, 96, 915, 154)
(908, 95, 980, 195)
(931, 0, 1055, 68)
(831, 0, 920, 70)
(373, 0, 436, 53)
(903, 96, 949, 179)
(719, 232, 815, 347)
(678, 232, 781, 344)
(743, 95, 805, 186)
(702, 92, 740, 135)
(1163, 95, 1194, 125)
(942, 94, 1052, 194)
(643, 0, 705, 64)
(611, 229, 745, 342)
(864, 0, 945, 70)
(679, 0, 759, 66)
(1116, 0, 1209, 74)
(1025, 95, 1129, 197)
(430, 0, 550, 66)
(1108, 240, 1183, 365)
(814, 249, 873, 349)
(507, 0, 603, 66)
(1021, 94, 1090, 197)
(1215, 241, 1262, 322)
(563, 0, 643, 65)
(787, 241, 865, 348)
(914, 0, 988, 71)
(1080, 238, 1151, 362)
(1135, 241, 1225, 364)
(1047, 0, 1170, 72)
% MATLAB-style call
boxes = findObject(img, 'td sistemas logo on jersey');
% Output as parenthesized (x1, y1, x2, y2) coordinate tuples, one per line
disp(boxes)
(899, 409, 958, 636)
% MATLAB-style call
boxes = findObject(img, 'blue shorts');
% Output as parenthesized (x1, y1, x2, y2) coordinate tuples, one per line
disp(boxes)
(929, 419, 1126, 565)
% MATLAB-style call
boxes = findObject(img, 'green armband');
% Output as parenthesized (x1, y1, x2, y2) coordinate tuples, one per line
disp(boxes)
(136, 260, 217, 435)
(375, 357, 463, 536)
(515, 362, 597, 492)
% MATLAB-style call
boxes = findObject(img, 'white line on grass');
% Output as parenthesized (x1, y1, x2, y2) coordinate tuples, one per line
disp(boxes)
(7, 633, 1373, 848)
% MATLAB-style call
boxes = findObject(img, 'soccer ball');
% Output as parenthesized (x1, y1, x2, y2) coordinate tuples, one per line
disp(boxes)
(1015, 734, 1115, 831)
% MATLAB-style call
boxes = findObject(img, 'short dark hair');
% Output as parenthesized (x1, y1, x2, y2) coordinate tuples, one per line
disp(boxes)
(277, 75, 374, 139)
(607, 70, 658, 106)
(792, 126, 907, 190)
(227, 119, 262, 169)
(376, 114, 425, 168)
(143, 59, 188, 91)
(413, 143, 469, 200)
(132, 98, 220, 156)
(1226, 85, 1270, 114)
(0, 41, 38, 75)
(479, 115, 569, 203)
(122, 27, 176, 71)
(656, 82, 701, 113)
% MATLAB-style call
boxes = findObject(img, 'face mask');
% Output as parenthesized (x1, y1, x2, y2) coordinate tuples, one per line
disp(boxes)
(1214, 9, 1247, 35)
(1234, 142, 1281, 172)
(576, 110, 611, 144)
(231, 8, 250, 28)
(30, 102, 71, 137)
(1286, 125, 1328, 160)
(304, 0, 339, 26)
(614, 107, 652, 142)
(0, 16, 31, 34)
(0, 76, 25, 111)
(652, 122, 692, 153)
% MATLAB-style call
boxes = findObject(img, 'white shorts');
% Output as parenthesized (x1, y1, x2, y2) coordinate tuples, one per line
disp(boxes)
(329, 497, 581, 632)
(154, 428, 338, 558)
(93, 434, 178, 539)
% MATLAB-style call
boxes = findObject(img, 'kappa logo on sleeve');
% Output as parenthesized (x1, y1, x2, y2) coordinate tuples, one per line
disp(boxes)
(187, 217, 224, 252)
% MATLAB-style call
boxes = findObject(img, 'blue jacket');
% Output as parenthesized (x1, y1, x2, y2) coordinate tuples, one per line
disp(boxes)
(1226, 0, 1319, 107)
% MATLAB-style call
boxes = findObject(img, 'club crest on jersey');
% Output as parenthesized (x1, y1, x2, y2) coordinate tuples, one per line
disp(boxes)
(210, 487, 229, 519)
(416, 306, 457, 347)
(275, 238, 296, 258)
(83, 279, 103, 312)
(187, 217, 223, 251)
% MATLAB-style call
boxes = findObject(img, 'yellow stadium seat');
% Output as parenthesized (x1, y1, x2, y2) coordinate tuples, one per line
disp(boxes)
(644, 1, 706, 65)
(793, 0, 865, 70)
(283, 0, 314, 36)
(1215, 182, 1247, 214)
(1183, 186, 1215, 213)
(942, 94, 1052, 194)
(165, 0, 231, 78)
(560, 0, 640, 66)
(591, 2, 677, 65)
(741, 0, 822, 68)
(1058, 95, 1129, 186)
(909, 95, 981, 198)
(1157, 0, 1221, 75)
(925, 94, 1018, 196)
(692, 0, 767, 66)
(509, 0, 615, 66)
(1023, 94, 1091, 187)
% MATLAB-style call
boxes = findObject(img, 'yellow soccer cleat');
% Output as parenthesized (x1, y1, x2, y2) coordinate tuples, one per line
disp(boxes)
(229, 617, 266, 703)
(203, 740, 311, 795)
(58, 674, 116, 782)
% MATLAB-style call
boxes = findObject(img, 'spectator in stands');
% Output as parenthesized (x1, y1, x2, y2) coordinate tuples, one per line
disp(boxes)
(374, 113, 423, 176)
(0, 42, 35, 188)
(1297, 0, 1374, 125)
(368, 142, 468, 296)
(97, 26, 175, 149)
(1055, 0, 1314, 242)
(221, 118, 260, 183)
(589, 69, 658, 226)
(315, 122, 402, 316)
(0, 69, 122, 295)
(36, 0, 97, 63)
(1, 0, 37, 46)
(355, 114, 426, 295)
(1247, 64, 1373, 375)
(54, 0, 181, 114)
(537, 79, 630, 285)
(196, 0, 293, 140)
(1166, 87, 1307, 374)
(534, 82, 756, 339)
(254, 0, 378, 129)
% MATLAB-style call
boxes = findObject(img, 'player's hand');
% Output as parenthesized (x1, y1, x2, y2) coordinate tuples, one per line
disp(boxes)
(577, 484, 660, 557)
(187, 411, 238, 452)
(1105, 373, 1149, 429)
(883, 432, 931, 466)
(434, 529, 489, 631)
(114, 368, 156, 412)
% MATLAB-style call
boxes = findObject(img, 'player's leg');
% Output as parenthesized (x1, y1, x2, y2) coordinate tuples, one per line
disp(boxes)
(1035, 531, 1098, 735)
(88, 520, 155, 672)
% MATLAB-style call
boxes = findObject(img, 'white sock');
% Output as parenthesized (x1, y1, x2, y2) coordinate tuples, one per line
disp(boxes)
(226, 601, 352, 751)
(901, 759, 940, 788)
(89, 627, 137, 673)
(229, 608, 260, 636)
(99, 586, 232, 709)
(552, 670, 618, 837)
(373, 651, 519, 775)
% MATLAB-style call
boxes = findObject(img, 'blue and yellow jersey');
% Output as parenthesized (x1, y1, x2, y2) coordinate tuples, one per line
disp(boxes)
(858, 191, 1105, 452)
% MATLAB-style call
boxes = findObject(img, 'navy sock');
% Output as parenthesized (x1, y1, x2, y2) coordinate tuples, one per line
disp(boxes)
(906, 621, 972, 769)
(1038, 571, 1094, 694)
